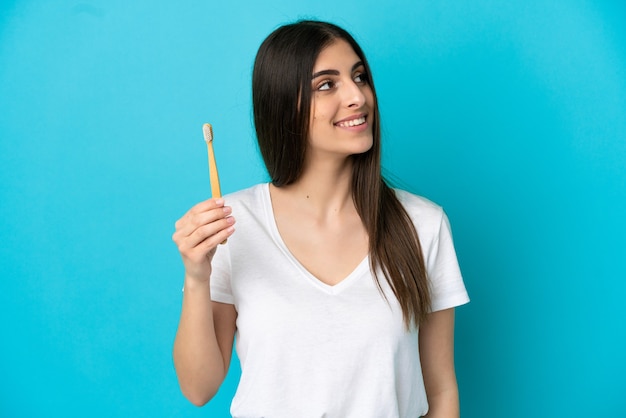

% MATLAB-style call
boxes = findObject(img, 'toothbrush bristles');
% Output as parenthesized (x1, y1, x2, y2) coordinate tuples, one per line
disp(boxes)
(203, 123, 213, 143)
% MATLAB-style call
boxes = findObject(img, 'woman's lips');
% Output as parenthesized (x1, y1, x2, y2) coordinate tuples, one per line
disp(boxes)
(335, 113, 368, 128)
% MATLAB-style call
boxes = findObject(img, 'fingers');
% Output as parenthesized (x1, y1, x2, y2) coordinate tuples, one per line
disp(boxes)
(175, 198, 226, 232)
(177, 206, 232, 240)
(175, 198, 228, 234)
(184, 215, 235, 250)
(172, 198, 236, 254)
(192, 220, 235, 255)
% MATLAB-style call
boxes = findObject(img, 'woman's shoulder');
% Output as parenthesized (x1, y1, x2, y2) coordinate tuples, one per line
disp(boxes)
(392, 188, 444, 220)
(391, 188, 449, 241)
(217, 183, 271, 229)
(222, 183, 269, 205)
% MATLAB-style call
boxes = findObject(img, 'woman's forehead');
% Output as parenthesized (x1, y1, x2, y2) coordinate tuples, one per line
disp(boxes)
(313, 39, 360, 73)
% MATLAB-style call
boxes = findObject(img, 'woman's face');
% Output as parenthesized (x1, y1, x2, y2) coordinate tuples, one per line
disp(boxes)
(307, 39, 375, 161)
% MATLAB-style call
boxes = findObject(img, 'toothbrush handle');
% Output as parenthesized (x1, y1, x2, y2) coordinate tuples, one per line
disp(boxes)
(207, 141, 222, 198)
(206, 140, 226, 244)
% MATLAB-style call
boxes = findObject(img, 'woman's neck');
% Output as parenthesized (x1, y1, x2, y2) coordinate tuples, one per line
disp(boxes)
(271, 157, 355, 218)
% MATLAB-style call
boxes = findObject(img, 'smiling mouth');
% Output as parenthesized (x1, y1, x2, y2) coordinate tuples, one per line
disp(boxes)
(336, 116, 367, 128)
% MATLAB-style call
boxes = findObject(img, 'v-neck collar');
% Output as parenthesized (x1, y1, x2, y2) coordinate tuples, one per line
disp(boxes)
(260, 183, 370, 295)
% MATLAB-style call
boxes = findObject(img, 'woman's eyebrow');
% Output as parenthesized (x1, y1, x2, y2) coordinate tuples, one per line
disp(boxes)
(312, 61, 364, 79)
(312, 69, 339, 79)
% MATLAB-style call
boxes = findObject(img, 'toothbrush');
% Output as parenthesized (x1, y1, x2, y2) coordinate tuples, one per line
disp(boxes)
(202, 123, 222, 198)
(203, 123, 227, 244)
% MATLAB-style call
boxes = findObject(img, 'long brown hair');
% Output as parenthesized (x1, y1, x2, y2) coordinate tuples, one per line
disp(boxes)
(252, 20, 430, 327)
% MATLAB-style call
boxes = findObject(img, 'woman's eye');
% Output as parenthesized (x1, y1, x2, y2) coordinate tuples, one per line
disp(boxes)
(317, 80, 334, 91)
(354, 72, 368, 84)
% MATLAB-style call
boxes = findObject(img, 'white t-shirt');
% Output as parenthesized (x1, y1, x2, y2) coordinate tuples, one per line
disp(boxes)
(210, 183, 469, 418)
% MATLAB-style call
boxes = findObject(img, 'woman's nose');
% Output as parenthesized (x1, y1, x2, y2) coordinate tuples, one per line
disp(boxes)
(343, 80, 366, 108)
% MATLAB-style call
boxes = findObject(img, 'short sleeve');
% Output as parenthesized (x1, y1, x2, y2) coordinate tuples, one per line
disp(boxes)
(425, 211, 470, 312)
(210, 241, 235, 304)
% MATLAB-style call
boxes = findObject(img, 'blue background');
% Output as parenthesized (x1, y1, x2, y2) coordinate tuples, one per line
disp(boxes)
(1, 1, 625, 417)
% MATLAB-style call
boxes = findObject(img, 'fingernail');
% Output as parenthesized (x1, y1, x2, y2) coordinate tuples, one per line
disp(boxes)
(223, 206, 232, 214)
(214, 198, 224, 206)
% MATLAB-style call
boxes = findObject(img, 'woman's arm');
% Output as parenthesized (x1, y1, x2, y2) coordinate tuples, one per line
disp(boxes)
(174, 288, 237, 406)
(171, 198, 237, 406)
(419, 308, 460, 418)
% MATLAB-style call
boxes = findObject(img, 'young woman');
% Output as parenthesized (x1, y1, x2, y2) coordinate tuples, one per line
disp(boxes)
(172, 20, 469, 418)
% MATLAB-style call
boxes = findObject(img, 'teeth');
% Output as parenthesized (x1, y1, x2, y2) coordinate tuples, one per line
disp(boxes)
(338, 117, 366, 127)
